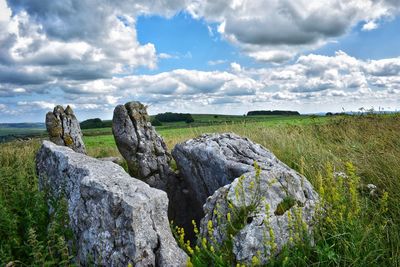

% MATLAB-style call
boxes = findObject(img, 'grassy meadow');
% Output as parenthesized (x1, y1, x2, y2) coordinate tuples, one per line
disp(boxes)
(1, 114, 399, 266)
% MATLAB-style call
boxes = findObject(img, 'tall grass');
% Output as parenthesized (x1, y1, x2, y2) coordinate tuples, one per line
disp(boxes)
(165, 115, 400, 266)
(1, 114, 399, 266)
(0, 140, 73, 266)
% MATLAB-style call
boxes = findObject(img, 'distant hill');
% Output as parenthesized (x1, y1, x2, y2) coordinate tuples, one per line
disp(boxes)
(0, 123, 46, 142)
(247, 110, 300, 116)
(0, 122, 45, 129)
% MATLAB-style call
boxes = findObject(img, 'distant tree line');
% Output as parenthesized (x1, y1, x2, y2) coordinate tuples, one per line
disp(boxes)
(155, 112, 194, 123)
(247, 110, 300, 116)
(80, 118, 112, 129)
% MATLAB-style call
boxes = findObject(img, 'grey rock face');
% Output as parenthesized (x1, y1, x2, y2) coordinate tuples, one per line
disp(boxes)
(98, 156, 123, 164)
(45, 105, 86, 154)
(172, 133, 286, 210)
(112, 102, 198, 237)
(112, 102, 170, 189)
(201, 170, 318, 264)
(36, 141, 187, 266)
(172, 133, 318, 263)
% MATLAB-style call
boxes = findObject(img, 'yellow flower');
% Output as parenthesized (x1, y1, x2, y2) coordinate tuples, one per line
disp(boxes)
(192, 220, 199, 234)
(210, 245, 215, 253)
(187, 258, 194, 267)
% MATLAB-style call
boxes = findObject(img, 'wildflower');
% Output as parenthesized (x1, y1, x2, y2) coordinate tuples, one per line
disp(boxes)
(251, 254, 260, 266)
(207, 220, 213, 236)
(192, 220, 199, 234)
(201, 237, 207, 249)
(210, 245, 215, 253)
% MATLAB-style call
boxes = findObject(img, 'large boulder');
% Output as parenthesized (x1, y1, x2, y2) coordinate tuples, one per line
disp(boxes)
(201, 170, 318, 264)
(172, 133, 287, 211)
(45, 105, 86, 154)
(112, 101, 198, 238)
(112, 102, 170, 189)
(36, 141, 187, 266)
(172, 133, 319, 263)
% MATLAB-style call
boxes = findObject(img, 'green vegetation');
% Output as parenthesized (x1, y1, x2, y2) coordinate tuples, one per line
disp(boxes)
(247, 110, 300, 116)
(80, 118, 112, 129)
(0, 141, 74, 266)
(155, 112, 195, 123)
(0, 128, 45, 137)
(1, 114, 399, 266)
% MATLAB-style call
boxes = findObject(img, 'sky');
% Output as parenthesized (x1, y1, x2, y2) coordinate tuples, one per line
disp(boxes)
(0, 0, 400, 122)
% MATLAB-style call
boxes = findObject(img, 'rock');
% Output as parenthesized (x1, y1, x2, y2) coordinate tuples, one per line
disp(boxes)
(36, 141, 187, 266)
(201, 170, 318, 264)
(172, 133, 288, 213)
(172, 133, 318, 263)
(45, 105, 86, 154)
(112, 102, 170, 189)
(112, 101, 199, 238)
(98, 156, 123, 164)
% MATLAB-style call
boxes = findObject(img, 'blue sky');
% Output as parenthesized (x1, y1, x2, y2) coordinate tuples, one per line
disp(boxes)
(0, 0, 400, 122)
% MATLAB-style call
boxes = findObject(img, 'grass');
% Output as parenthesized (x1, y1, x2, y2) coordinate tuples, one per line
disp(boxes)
(0, 128, 45, 137)
(0, 141, 73, 266)
(1, 114, 399, 266)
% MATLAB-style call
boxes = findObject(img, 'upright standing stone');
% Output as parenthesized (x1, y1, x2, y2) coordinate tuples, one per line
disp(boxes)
(112, 101, 198, 238)
(112, 102, 170, 189)
(46, 105, 86, 154)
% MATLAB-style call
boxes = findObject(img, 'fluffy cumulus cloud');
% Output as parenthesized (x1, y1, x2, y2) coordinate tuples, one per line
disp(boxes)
(188, 0, 400, 62)
(0, 0, 400, 121)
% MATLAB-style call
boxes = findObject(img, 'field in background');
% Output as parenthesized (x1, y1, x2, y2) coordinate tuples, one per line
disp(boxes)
(1, 114, 400, 265)
(83, 114, 326, 155)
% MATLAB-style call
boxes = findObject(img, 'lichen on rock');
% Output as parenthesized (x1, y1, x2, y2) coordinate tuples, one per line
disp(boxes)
(36, 141, 187, 266)
(45, 105, 86, 154)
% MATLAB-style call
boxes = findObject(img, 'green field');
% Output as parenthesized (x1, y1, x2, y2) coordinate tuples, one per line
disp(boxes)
(1, 114, 400, 266)
(83, 114, 327, 156)
(0, 127, 45, 137)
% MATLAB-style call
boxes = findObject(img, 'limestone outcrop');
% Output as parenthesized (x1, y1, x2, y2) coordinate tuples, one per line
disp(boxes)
(45, 105, 86, 154)
(36, 141, 187, 266)
(172, 133, 319, 264)
(112, 102, 171, 189)
(172, 133, 286, 211)
(201, 170, 318, 264)
(112, 101, 198, 237)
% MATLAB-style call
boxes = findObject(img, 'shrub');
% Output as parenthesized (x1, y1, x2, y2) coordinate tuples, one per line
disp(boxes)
(151, 117, 163, 126)
(155, 112, 194, 123)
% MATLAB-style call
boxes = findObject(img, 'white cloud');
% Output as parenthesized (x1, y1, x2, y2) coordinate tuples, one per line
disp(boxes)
(159, 53, 177, 59)
(248, 50, 294, 63)
(1, 0, 400, 120)
(208, 59, 226, 65)
(0, 0, 11, 23)
(187, 0, 400, 61)
(230, 62, 242, 72)
(362, 20, 379, 31)
(18, 100, 55, 110)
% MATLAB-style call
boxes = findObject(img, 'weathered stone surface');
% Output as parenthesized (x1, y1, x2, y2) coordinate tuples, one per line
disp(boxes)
(112, 102, 170, 189)
(36, 141, 187, 266)
(172, 133, 287, 210)
(201, 170, 318, 264)
(98, 156, 123, 164)
(45, 105, 86, 154)
(172, 133, 318, 263)
(112, 101, 199, 238)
